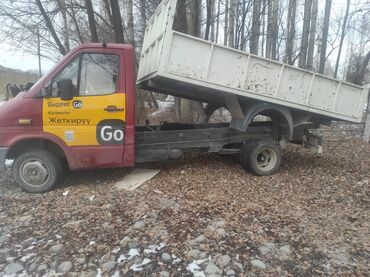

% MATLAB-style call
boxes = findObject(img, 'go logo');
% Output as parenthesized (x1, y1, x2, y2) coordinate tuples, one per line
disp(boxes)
(73, 100, 83, 109)
(96, 120, 125, 145)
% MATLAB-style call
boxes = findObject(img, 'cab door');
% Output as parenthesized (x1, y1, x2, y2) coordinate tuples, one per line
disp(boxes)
(43, 51, 127, 169)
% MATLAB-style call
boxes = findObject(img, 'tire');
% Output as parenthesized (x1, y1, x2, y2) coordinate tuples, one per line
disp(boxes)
(12, 150, 63, 193)
(240, 141, 281, 176)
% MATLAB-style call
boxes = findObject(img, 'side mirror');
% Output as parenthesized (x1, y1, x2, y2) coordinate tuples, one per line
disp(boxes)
(58, 78, 74, 101)
(41, 81, 52, 98)
(41, 87, 51, 98)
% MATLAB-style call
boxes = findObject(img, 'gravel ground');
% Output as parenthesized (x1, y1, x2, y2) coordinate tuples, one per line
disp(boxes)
(0, 139, 369, 276)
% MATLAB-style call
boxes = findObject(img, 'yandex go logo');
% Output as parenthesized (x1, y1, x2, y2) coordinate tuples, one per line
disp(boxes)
(73, 100, 83, 109)
(97, 120, 125, 145)
(101, 126, 124, 142)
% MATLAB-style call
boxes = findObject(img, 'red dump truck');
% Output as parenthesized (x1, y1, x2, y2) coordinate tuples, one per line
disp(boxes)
(0, 0, 367, 193)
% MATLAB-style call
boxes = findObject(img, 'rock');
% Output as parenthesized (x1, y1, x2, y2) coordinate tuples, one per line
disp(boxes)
(279, 245, 291, 255)
(159, 271, 170, 277)
(216, 255, 231, 268)
(210, 228, 227, 240)
(332, 253, 350, 265)
(63, 220, 82, 228)
(0, 235, 8, 245)
(214, 220, 226, 227)
(0, 248, 11, 255)
(161, 253, 172, 263)
(226, 269, 236, 276)
(205, 262, 221, 275)
(186, 249, 207, 260)
(102, 260, 116, 272)
(4, 263, 24, 274)
(80, 270, 97, 277)
(133, 221, 145, 230)
(231, 261, 244, 272)
(128, 241, 139, 249)
(37, 264, 48, 271)
(251, 259, 266, 270)
(51, 244, 63, 253)
(195, 235, 206, 243)
(58, 261, 73, 272)
(258, 243, 275, 255)
(18, 215, 32, 222)
(76, 257, 86, 265)
(119, 236, 131, 247)
(28, 261, 39, 272)
(0, 248, 12, 263)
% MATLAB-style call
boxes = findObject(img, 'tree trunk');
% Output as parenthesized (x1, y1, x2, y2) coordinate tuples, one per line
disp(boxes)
(250, 0, 261, 55)
(56, 0, 70, 52)
(285, 0, 296, 64)
(240, 0, 247, 50)
(127, 0, 135, 47)
(35, 0, 66, 55)
(228, 0, 236, 48)
(224, 0, 229, 46)
(266, 0, 273, 58)
(215, 0, 221, 43)
(210, 0, 216, 42)
(299, 0, 312, 69)
(109, 0, 125, 43)
(307, 0, 318, 70)
(205, 0, 212, 40)
(84, 0, 99, 43)
(334, 0, 350, 78)
(319, 0, 332, 74)
(187, 0, 201, 37)
(271, 0, 279, 60)
(70, 5, 84, 43)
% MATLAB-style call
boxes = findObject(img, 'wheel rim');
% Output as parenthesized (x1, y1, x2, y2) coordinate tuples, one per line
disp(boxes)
(255, 148, 277, 172)
(19, 158, 51, 187)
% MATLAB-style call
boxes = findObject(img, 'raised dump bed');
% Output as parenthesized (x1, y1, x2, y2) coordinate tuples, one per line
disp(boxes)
(137, 0, 368, 123)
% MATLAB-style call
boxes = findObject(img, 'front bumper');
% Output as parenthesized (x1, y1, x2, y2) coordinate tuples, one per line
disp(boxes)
(0, 147, 8, 172)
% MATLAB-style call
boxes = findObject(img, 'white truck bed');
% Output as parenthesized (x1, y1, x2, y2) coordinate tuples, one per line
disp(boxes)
(137, 0, 368, 123)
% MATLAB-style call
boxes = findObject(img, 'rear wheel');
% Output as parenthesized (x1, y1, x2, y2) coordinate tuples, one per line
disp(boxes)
(12, 150, 63, 193)
(240, 141, 281, 176)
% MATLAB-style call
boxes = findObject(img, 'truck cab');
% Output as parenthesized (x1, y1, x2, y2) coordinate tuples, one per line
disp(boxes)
(0, 43, 136, 193)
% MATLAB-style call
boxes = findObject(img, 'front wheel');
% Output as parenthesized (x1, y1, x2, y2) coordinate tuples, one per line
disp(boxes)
(240, 141, 282, 176)
(12, 150, 63, 193)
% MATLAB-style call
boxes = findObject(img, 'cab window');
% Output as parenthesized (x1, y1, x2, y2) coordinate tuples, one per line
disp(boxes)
(52, 57, 79, 97)
(79, 54, 119, 96)
(50, 53, 119, 98)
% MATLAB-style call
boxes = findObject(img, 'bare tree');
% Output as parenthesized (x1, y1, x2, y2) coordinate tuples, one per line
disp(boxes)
(307, 0, 318, 70)
(35, 0, 67, 55)
(127, 0, 135, 47)
(285, 0, 296, 64)
(109, 0, 125, 43)
(250, 0, 261, 55)
(224, 0, 229, 46)
(271, 0, 279, 60)
(205, 0, 212, 40)
(334, 0, 351, 78)
(84, 0, 99, 42)
(228, 0, 236, 48)
(299, 0, 312, 69)
(56, 0, 70, 51)
(319, 0, 332, 74)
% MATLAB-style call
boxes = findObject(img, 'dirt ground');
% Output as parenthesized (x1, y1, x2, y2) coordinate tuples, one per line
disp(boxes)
(0, 138, 369, 276)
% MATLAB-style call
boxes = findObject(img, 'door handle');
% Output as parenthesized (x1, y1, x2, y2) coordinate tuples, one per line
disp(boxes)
(104, 105, 125, 113)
